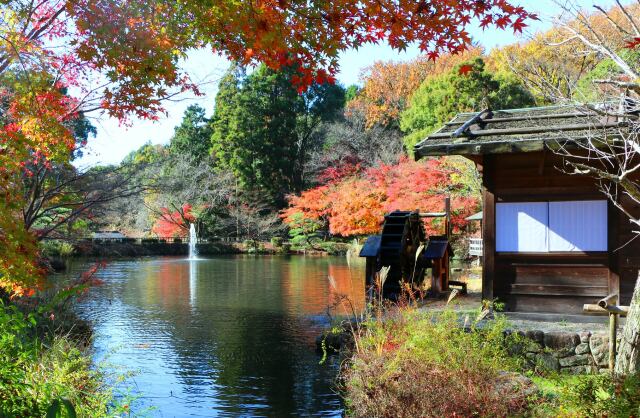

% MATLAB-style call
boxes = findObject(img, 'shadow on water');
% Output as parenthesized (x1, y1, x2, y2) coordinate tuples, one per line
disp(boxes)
(58, 255, 365, 417)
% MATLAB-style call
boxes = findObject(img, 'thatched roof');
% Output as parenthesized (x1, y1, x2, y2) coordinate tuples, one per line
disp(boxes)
(413, 105, 625, 158)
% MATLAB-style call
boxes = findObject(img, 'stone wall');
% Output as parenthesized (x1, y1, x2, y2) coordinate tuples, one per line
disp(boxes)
(517, 330, 615, 374)
(74, 241, 239, 257)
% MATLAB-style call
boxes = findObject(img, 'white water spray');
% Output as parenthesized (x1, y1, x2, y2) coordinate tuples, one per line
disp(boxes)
(189, 223, 198, 260)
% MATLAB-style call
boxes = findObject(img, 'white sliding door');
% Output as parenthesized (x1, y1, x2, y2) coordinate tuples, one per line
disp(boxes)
(496, 202, 548, 252)
(548, 200, 607, 251)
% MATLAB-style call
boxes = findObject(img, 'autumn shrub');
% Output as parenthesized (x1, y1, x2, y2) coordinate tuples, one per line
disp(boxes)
(341, 309, 533, 417)
(282, 157, 480, 239)
(270, 237, 284, 248)
(0, 301, 112, 416)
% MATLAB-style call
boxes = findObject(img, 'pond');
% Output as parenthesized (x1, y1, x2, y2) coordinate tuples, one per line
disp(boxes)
(58, 255, 365, 417)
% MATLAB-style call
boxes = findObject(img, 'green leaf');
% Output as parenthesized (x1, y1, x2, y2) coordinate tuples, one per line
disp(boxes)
(46, 398, 77, 418)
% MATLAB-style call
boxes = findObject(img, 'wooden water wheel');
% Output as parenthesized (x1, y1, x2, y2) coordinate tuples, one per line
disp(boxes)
(376, 211, 427, 297)
(359, 199, 456, 299)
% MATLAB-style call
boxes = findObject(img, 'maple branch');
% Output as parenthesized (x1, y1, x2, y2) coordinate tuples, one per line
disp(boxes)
(24, 4, 66, 44)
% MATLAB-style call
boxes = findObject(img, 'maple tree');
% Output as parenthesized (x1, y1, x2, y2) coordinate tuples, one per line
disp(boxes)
(282, 157, 479, 237)
(152, 203, 196, 238)
(181, 0, 535, 87)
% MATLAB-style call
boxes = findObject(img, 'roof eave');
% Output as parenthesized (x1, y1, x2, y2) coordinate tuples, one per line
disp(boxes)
(414, 138, 546, 158)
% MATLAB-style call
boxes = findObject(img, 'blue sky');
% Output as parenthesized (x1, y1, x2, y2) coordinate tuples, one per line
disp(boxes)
(75, 0, 612, 167)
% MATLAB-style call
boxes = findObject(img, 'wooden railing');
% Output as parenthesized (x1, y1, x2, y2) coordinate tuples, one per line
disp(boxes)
(42, 236, 249, 244)
(584, 293, 629, 371)
(469, 237, 483, 257)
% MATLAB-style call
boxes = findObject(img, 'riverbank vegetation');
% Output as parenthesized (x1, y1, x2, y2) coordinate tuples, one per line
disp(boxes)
(0, 293, 111, 416)
(341, 309, 530, 417)
(338, 302, 640, 417)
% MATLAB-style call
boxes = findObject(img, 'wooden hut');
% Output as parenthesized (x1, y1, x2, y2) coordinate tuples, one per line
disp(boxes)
(414, 105, 640, 314)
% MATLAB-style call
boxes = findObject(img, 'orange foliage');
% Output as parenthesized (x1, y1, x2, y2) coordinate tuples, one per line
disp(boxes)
(348, 48, 483, 127)
(282, 157, 479, 237)
(328, 177, 387, 236)
(183, 1, 534, 88)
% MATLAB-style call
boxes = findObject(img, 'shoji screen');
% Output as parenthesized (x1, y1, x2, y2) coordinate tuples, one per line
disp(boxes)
(496, 202, 549, 252)
(548, 200, 607, 251)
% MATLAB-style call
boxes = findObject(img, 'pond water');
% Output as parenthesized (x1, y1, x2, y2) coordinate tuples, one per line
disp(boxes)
(58, 255, 365, 417)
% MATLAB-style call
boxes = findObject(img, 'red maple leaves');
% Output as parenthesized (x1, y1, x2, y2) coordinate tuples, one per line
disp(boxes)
(282, 158, 479, 237)
(625, 37, 640, 49)
(152, 204, 196, 238)
(458, 64, 474, 75)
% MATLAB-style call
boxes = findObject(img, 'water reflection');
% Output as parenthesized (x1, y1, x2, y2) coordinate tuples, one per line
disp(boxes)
(63, 255, 365, 417)
(189, 260, 196, 308)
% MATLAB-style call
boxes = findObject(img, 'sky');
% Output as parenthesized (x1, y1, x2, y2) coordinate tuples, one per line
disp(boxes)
(75, 0, 614, 168)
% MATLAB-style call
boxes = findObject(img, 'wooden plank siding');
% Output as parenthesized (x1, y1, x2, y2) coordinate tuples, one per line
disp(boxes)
(617, 194, 640, 305)
(479, 151, 639, 314)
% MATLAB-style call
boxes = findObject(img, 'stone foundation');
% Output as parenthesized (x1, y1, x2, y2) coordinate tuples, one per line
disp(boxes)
(515, 329, 617, 374)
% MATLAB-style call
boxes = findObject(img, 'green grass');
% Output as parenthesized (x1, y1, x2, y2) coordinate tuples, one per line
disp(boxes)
(527, 372, 640, 417)
(0, 300, 114, 417)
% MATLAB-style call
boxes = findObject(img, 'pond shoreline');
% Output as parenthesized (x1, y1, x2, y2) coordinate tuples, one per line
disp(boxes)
(56, 255, 364, 416)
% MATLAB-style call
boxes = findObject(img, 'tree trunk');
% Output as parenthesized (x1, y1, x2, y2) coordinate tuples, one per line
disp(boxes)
(615, 272, 640, 375)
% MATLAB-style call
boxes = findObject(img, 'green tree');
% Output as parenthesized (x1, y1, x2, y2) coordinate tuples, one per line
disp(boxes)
(400, 58, 535, 151)
(122, 142, 168, 165)
(345, 85, 360, 103)
(210, 64, 345, 206)
(169, 104, 213, 163)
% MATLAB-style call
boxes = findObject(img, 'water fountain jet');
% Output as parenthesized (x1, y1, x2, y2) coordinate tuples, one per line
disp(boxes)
(188, 223, 198, 260)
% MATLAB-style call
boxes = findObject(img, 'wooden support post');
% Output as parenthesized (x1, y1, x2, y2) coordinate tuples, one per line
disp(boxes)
(482, 157, 495, 302)
(445, 196, 451, 293)
(444, 196, 451, 238)
(608, 200, 621, 301)
(583, 299, 629, 373)
(365, 258, 375, 288)
(609, 313, 618, 372)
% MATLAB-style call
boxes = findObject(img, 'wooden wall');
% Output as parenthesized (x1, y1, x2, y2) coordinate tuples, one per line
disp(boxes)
(618, 194, 640, 305)
(477, 151, 639, 314)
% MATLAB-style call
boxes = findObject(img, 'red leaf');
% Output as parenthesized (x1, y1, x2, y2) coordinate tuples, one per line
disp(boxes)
(625, 37, 640, 49)
(458, 64, 473, 75)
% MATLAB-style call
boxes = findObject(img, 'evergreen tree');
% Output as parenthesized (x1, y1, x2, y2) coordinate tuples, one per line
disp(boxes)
(169, 104, 213, 164)
(210, 64, 345, 206)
